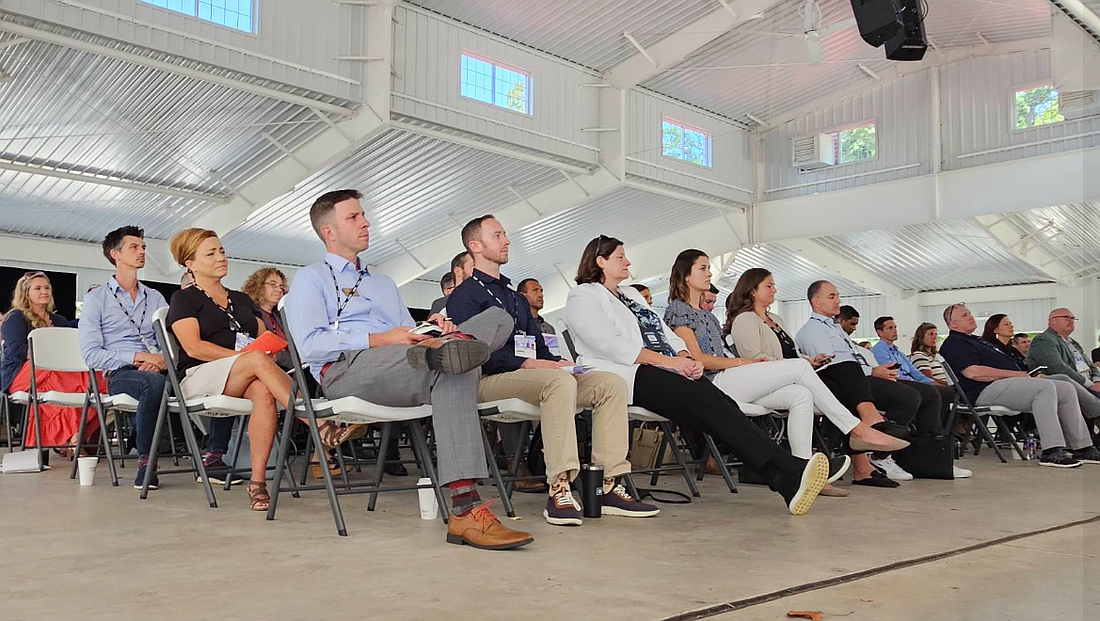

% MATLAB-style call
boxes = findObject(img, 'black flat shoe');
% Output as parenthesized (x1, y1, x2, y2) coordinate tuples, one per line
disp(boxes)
(872, 421, 911, 440)
(852, 469, 901, 488)
(827, 455, 851, 484)
(383, 461, 409, 476)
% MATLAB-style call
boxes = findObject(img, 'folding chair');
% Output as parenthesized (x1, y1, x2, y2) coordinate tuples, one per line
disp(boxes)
(145, 307, 259, 506)
(266, 298, 447, 537)
(13, 328, 119, 483)
(941, 361, 1022, 462)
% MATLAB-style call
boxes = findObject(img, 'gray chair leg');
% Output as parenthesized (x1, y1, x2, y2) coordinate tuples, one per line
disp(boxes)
(409, 420, 449, 524)
(480, 421, 515, 518)
(70, 396, 91, 480)
(142, 393, 170, 500)
(659, 421, 700, 498)
(704, 432, 737, 494)
(367, 422, 393, 512)
(180, 411, 218, 508)
(267, 406, 299, 521)
(225, 418, 247, 492)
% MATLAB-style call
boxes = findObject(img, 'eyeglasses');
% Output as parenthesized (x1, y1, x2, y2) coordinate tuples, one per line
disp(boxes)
(264, 281, 287, 291)
(1052, 314, 1077, 321)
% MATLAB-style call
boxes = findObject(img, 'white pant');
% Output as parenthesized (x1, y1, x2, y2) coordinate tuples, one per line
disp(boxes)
(713, 358, 862, 459)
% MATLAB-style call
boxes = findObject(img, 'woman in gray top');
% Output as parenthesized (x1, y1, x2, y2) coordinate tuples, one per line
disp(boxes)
(663, 250, 906, 493)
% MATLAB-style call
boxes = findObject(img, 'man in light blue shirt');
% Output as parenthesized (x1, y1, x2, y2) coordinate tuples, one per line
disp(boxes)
(284, 189, 532, 551)
(79, 226, 169, 490)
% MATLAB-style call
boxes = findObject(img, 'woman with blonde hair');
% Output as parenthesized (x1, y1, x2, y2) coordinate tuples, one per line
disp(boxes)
(167, 229, 293, 511)
(1, 271, 100, 453)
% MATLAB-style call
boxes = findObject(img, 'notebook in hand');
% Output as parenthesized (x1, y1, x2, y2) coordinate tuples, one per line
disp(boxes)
(242, 331, 288, 355)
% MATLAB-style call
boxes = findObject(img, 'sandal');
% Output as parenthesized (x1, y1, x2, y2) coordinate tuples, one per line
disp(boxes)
(247, 481, 270, 512)
(317, 422, 365, 449)
(312, 448, 346, 480)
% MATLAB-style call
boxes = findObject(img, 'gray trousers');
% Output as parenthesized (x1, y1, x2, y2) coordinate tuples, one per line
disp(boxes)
(321, 307, 515, 485)
(1047, 374, 1100, 420)
(976, 376, 1093, 450)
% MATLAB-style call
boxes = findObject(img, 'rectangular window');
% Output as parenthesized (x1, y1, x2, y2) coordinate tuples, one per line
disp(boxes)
(662, 117, 711, 168)
(827, 121, 876, 164)
(141, 0, 255, 33)
(460, 53, 531, 115)
(1015, 85, 1064, 130)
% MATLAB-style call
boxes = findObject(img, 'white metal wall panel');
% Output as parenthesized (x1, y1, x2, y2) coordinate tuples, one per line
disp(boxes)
(625, 88, 753, 204)
(391, 5, 600, 166)
(1, 0, 365, 99)
(940, 50, 1100, 171)
(777, 295, 887, 341)
(762, 70, 933, 200)
(920, 298, 1056, 334)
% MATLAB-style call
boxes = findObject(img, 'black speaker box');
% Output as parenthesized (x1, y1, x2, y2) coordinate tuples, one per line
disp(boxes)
(884, 0, 927, 61)
(849, 0, 903, 47)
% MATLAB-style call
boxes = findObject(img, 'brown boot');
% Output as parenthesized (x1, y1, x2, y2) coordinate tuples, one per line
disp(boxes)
(406, 333, 489, 375)
(446, 502, 534, 550)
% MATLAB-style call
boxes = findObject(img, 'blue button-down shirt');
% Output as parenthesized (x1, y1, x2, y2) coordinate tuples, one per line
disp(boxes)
(79, 277, 167, 371)
(871, 340, 931, 383)
(795, 312, 874, 375)
(285, 252, 414, 381)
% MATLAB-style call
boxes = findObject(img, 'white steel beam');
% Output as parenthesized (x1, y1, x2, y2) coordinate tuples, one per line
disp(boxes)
(758, 146, 1100, 242)
(380, 167, 622, 287)
(603, 0, 784, 89)
(0, 160, 227, 203)
(1049, 0, 1100, 41)
(777, 238, 909, 299)
(0, 20, 356, 117)
(763, 38, 1050, 130)
(974, 214, 1075, 285)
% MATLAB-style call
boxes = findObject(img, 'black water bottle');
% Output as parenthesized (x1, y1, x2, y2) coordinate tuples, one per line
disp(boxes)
(580, 463, 604, 518)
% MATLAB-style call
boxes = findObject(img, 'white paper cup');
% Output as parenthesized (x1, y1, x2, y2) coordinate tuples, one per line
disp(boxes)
(77, 456, 98, 486)
(417, 477, 438, 520)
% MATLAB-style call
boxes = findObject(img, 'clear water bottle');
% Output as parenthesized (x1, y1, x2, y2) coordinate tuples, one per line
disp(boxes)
(1024, 434, 1037, 460)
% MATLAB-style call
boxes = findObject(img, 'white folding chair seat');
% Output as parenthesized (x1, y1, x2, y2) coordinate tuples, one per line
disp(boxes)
(8, 391, 28, 405)
(34, 390, 112, 408)
(627, 405, 668, 423)
(974, 405, 1021, 416)
(295, 396, 432, 425)
(478, 398, 546, 424)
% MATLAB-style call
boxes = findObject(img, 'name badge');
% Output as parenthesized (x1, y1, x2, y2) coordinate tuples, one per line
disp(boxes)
(643, 332, 661, 347)
(515, 334, 536, 359)
(543, 334, 562, 357)
(1075, 351, 1090, 373)
(235, 332, 255, 352)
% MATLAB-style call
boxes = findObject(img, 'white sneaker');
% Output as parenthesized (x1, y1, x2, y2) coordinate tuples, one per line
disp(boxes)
(952, 465, 973, 479)
(870, 456, 914, 481)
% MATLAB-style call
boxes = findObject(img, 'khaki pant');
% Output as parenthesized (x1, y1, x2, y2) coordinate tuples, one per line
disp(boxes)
(478, 369, 630, 482)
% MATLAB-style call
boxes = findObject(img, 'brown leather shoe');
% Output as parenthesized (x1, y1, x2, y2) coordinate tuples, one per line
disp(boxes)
(446, 502, 534, 550)
(406, 333, 490, 375)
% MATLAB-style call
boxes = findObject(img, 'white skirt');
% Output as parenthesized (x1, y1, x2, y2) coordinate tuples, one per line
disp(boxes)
(180, 354, 242, 399)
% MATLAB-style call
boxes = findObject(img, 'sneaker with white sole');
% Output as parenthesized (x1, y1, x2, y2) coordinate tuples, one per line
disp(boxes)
(601, 484, 660, 518)
(1070, 446, 1100, 464)
(952, 465, 972, 479)
(543, 488, 583, 526)
(870, 455, 913, 481)
(1038, 448, 1082, 468)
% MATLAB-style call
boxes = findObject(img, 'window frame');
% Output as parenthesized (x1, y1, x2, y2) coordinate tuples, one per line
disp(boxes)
(139, 0, 259, 35)
(824, 118, 879, 167)
(661, 116, 713, 169)
(1010, 81, 1066, 133)
(458, 51, 534, 117)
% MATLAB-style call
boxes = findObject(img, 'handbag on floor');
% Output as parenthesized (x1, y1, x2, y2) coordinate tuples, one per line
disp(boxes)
(893, 433, 955, 480)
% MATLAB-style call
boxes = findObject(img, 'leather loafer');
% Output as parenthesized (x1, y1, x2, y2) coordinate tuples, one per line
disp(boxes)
(849, 435, 910, 453)
(852, 469, 901, 488)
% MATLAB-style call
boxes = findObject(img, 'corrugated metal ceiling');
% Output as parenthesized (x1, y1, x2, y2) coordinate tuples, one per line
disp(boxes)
(642, 0, 1051, 122)
(1006, 201, 1100, 277)
(718, 242, 878, 301)
(502, 186, 718, 285)
(403, 0, 725, 71)
(815, 218, 1056, 292)
(0, 14, 354, 243)
(222, 128, 567, 266)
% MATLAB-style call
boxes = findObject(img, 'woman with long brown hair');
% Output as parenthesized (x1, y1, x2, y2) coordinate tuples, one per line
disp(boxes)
(564, 235, 848, 515)
(1, 271, 101, 454)
(909, 322, 949, 384)
(663, 250, 906, 494)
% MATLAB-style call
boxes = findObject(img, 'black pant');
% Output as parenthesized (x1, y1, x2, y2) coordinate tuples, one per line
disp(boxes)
(817, 363, 920, 449)
(632, 365, 805, 491)
(898, 381, 953, 435)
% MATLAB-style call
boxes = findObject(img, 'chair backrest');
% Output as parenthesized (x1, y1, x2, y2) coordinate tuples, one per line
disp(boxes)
(561, 328, 580, 361)
(151, 306, 190, 405)
(276, 297, 325, 411)
(940, 361, 975, 412)
(28, 327, 88, 373)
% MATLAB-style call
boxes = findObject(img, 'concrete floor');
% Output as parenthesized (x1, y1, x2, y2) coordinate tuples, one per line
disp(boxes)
(1, 452, 1097, 621)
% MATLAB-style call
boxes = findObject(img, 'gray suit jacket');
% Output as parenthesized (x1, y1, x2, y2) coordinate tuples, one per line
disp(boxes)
(1026, 328, 1100, 387)
(429, 295, 448, 317)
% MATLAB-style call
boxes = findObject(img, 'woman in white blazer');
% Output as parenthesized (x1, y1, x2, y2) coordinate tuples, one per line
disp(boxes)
(564, 235, 845, 516)
(663, 250, 907, 495)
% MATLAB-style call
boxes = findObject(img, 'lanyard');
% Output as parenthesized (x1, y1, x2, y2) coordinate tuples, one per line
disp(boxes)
(112, 286, 155, 351)
(196, 286, 243, 333)
(326, 261, 367, 330)
(471, 274, 515, 316)
(811, 316, 869, 366)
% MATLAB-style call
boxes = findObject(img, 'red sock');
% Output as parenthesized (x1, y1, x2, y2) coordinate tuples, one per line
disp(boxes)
(449, 479, 481, 516)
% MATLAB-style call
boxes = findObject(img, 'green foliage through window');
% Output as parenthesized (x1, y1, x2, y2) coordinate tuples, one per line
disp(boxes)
(662, 119, 711, 167)
(1015, 85, 1064, 130)
(830, 124, 876, 164)
(461, 54, 530, 115)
